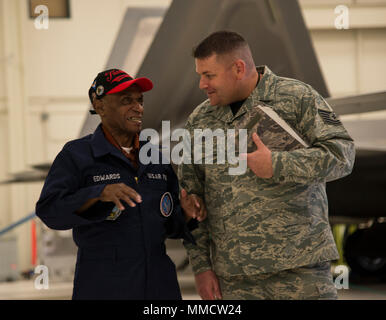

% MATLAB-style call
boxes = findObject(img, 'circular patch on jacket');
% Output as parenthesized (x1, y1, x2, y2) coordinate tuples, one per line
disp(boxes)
(160, 192, 173, 217)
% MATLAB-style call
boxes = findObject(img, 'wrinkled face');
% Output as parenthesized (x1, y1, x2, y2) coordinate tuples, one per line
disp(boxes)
(195, 54, 238, 106)
(97, 85, 144, 135)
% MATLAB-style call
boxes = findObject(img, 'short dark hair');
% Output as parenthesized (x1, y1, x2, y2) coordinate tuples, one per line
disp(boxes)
(193, 30, 248, 59)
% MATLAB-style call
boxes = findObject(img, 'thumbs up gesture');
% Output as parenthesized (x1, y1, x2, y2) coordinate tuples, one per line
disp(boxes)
(240, 132, 273, 179)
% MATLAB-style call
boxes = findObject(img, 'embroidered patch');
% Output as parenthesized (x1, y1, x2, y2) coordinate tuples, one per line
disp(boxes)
(93, 173, 121, 182)
(147, 173, 167, 181)
(318, 109, 342, 126)
(106, 206, 122, 221)
(160, 192, 173, 217)
(96, 85, 104, 96)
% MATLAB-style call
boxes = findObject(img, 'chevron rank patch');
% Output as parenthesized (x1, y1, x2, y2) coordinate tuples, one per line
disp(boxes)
(318, 109, 342, 126)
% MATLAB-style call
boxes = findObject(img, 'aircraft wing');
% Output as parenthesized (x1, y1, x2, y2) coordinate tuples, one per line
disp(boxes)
(327, 91, 386, 116)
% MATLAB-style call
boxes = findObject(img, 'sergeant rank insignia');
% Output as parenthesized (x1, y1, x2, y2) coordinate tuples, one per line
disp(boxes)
(106, 206, 122, 221)
(160, 192, 173, 217)
(318, 109, 342, 126)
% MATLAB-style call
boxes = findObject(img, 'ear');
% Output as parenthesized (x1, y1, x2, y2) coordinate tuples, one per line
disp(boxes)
(93, 96, 105, 116)
(234, 59, 246, 80)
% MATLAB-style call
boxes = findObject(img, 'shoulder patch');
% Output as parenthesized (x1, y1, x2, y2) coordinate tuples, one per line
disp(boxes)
(318, 109, 342, 126)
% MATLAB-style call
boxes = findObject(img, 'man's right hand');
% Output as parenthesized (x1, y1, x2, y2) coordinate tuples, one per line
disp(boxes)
(99, 183, 142, 211)
(195, 270, 222, 300)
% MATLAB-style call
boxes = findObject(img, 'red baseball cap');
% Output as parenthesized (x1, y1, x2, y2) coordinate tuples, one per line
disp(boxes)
(88, 69, 153, 113)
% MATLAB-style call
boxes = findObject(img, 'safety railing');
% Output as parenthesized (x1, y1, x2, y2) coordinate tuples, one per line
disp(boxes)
(0, 212, 36, 237)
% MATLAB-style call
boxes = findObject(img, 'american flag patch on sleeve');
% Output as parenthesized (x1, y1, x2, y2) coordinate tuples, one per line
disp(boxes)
(318, 109, 342, 126)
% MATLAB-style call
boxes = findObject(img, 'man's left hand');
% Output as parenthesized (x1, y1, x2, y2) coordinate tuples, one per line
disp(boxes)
(180, 189, 207, 222)
(241, 132, 273, 179)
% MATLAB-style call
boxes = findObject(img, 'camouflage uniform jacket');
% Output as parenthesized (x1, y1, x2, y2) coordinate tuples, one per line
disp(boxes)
(178, 65, 355, 277)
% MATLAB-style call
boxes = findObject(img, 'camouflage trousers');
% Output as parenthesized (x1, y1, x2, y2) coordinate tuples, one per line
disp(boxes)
(218, 261, 338, 300)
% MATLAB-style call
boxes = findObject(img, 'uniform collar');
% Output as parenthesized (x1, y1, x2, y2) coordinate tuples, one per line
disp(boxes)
(91, 124, 142, 157)
(252, 65, 277, 103)
(90, 124, 155, 175)
(101, 125, 140, 157)
(206, 65, 278, 123)
(90, 124, 117, 158)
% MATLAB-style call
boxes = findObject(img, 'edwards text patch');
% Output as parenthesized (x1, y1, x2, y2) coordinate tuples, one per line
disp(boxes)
(93, 173, 121, 182)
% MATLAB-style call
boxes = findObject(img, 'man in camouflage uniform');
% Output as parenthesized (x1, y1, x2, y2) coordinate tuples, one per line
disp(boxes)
(178, 31, 355, 300)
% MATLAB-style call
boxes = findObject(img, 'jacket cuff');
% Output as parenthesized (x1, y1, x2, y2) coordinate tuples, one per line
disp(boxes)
(176, 218, 197, 245)
(190, 261, 212, 275)
(271, 151, 287, 183)
(187, 218, 199, 231)
(72, 184, 114, 222)
(183, 242, 212, 274)
(77, 201, 115, 222)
